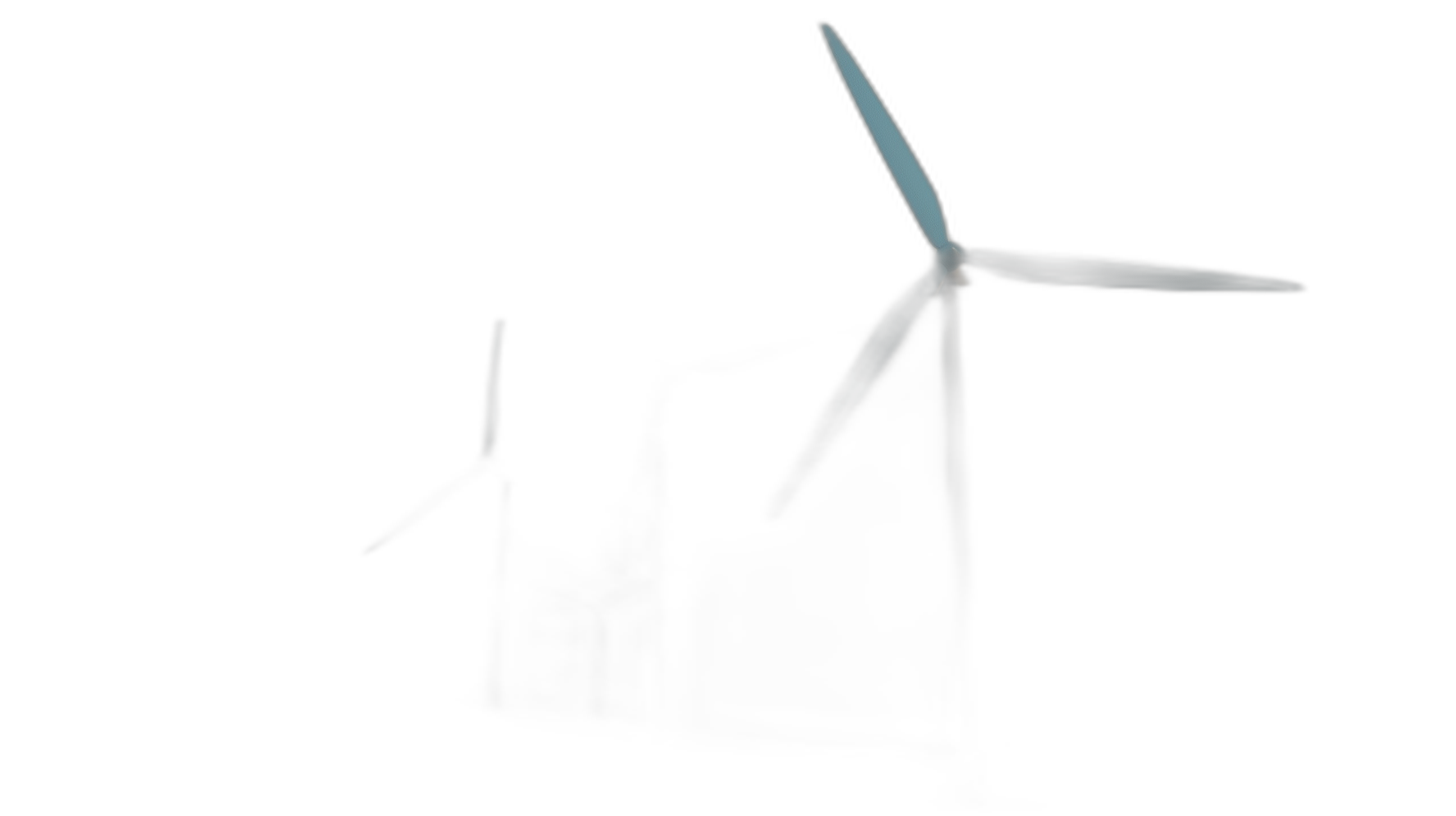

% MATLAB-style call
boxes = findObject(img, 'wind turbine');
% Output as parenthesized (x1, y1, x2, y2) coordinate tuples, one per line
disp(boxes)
(774, 24, 1301, 732)
(359, 316, 515, 711)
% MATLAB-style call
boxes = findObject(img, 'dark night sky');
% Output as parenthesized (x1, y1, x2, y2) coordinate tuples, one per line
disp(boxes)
(212, 6, 1397, 810)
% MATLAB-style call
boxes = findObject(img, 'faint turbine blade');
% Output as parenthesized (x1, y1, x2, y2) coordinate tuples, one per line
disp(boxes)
(483, 320, 505, 457)
(965, 249, 1303, 291)
(770, 273, 938, 517)
(364, 463, 486, 555)
(822, 24, 951, 250)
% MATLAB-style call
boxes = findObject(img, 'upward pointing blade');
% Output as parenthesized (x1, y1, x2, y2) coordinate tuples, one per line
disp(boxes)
(822, 24, 951, 251)
(770, 273, 938, 516)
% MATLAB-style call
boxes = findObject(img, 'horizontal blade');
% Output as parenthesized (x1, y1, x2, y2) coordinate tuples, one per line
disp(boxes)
(822, 24, 951, 250)
(966, 248, 1303, 291)
(362, 454, 495, 556)
(770, 272, 938, 517)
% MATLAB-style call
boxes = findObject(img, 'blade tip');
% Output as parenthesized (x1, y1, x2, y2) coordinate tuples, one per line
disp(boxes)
(1257, 279, 1303, 292)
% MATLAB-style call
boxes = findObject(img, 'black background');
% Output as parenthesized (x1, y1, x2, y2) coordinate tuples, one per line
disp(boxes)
(202, 7, 1397, 816)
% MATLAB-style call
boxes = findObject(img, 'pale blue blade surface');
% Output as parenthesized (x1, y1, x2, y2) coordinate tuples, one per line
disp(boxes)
(822, 24, 950, 250)
(966, 249, 1304, 291)
(770, 272, 939, 516)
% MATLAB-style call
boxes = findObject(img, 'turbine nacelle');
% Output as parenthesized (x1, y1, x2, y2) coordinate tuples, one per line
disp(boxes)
(931, 241, 966, 276)
(936, 242, 968, 286)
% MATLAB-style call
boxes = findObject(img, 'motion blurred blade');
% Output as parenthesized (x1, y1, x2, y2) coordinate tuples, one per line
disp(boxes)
(483, 317, 506, 460)
(822, 24, 951, 250)
(359, 454, 492, 556)
(966, 249, 1303, 291)
(770, 273, 938, 517)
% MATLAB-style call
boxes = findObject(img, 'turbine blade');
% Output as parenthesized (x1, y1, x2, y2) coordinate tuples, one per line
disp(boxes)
(770, 273, 938, 516)
(965, 249, 1303, 291)
(483, 320, 506, 457)
(364, 463, 487, 555)
(821, 24, 951, 251)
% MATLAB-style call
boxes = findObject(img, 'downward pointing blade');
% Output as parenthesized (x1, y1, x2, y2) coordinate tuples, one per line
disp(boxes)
(822, 24, 951, 251)
(770, 273, 939, 516)
(359, 454, 492, 556)
(966, 249, 1304, 291)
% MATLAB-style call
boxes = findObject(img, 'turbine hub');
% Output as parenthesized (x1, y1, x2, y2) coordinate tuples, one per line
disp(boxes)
(931, 241, 966, 276)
